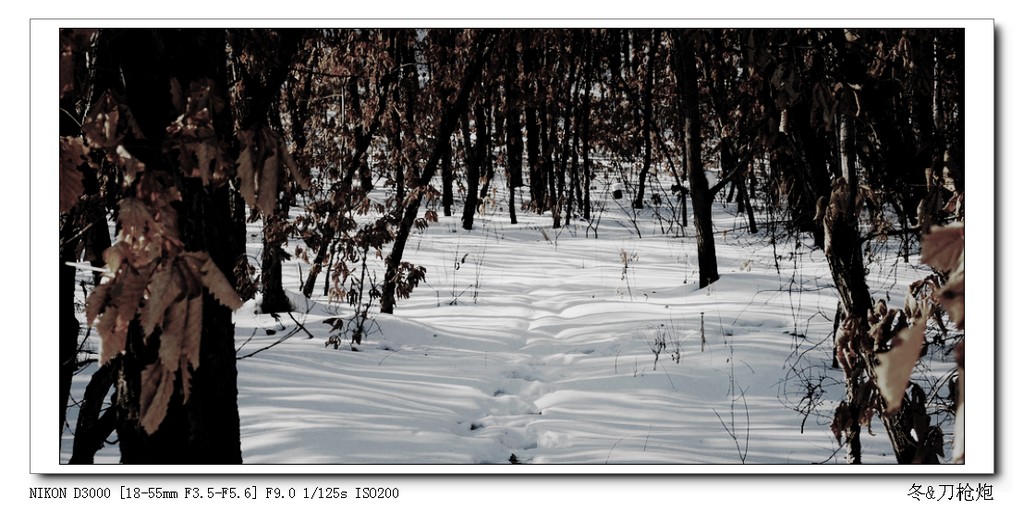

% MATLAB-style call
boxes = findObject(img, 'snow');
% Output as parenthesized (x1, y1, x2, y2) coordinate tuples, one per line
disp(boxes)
(58, 169, 964, 471)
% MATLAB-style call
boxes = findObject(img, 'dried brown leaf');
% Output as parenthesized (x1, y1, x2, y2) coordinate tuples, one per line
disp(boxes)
(139, 364, 175, 434)
(118, 198, 153, 242)
(184, 295, 203, 370)
(157, 301, 188, 374)
(180, 358, 193, 402)
(257, 142, 280, 215)
(175, 258, 201, 300)
(279, 137, 310, 190)
(112, 267, 151, 330)
(59, 137, 88, 213)
(921, 223, 964, 274)
(82, 92, 143, 149)
(85, 280, 112, 325)
(96, 306, 127, 366)
(113, 145, 146, 184)
(193, 141, 215, 185)
(60, 47, 74, 99)
(875, 306, 929, 415)
(236, 130, 257, 206)
(197, 253, 243, 310)
(182, 254, 240, 318)
(938, 269, 965, 329)
(140, 263, 178, 336)
(102, 246, 125, 275)
(160, 297, 188, 371)
(60, 29, 96, 98)
(82, 98, 122, 148)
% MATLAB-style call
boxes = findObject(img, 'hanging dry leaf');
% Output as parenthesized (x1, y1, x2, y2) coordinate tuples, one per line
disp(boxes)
(198, 254, 244, 310)
(82, 92, 145, 149)
(193, 141, 216, 185)
(157, 304, 186, 374)
(257, 138, 280, 215)
(100, 244, 124, 274)
(111, 266, 151, 330)
(139, 363, 175, 434)
(59, 137, 89, 213)
(59, 29, 96, 98)
(60, 45, 74, 99)
(85, 279, 112, 325)
(921, 223, 965, 329)
(236, 129, 258, 206)
(937, 270, 965, 329)
(278, 136, 310, 190)
(184, 295, 204, 370)
(921, 223, 964, 273)
(180, 357, 193, 402)
(875, 306, 929, 415)
(181, 250, 242, 309)
(160, 297, 188, 370)
(96, 307, 127, 366)
(113, 145, 146, 185)
(140, 263, 179, 336)
(118, 198, 154, 243)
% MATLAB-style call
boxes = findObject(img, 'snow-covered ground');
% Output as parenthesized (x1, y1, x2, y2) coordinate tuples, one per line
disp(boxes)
(59, 170, 958, 469)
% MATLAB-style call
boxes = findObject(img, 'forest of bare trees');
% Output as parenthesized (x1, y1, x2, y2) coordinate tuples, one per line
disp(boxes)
(59, 28, 965, 464)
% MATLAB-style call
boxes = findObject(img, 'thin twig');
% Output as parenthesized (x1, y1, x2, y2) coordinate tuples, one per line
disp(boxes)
(287, 310, 315, 339)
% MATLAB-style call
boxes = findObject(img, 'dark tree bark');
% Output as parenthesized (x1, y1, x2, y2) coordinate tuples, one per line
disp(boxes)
(381, 31, 495, 314)
(523, 42, 547, 213)
(580, 35, 595, 221)
(229, 30, 303, 314)
(541, 103, 560, 228)
(672, 31, 719, 288)
(503, 35, 523, 225)
(461, 100, 484, 231)
(633, 31, 656, 210)
(442, 139, 454, 217)
(87, 28, 245, 464)
(300, 68, 395, 298)
(58, 223, 80, 438)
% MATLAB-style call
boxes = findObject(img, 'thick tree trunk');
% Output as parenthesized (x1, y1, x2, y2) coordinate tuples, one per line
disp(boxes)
(89, 28, 244, 464)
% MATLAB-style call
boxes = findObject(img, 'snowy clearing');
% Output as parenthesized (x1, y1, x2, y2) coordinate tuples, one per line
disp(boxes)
(60, 170, 957, 469)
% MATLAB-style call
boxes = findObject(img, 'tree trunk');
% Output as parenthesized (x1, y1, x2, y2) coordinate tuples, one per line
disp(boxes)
(59, 224, 80, 438)
(542, 104, 561, 228)
(634, 32, 656, 210)
(90, 28, 244, 464)
(523, 43, 546, 213)
(381, 32, 494, 314)
(442, 140, 454, 216)
(59, 91, 85, 440)
(580, 38, 594, 221)
(673, 31, 719, 288)
(505, 36, 524, 190)
(461, 101, 483, 231)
